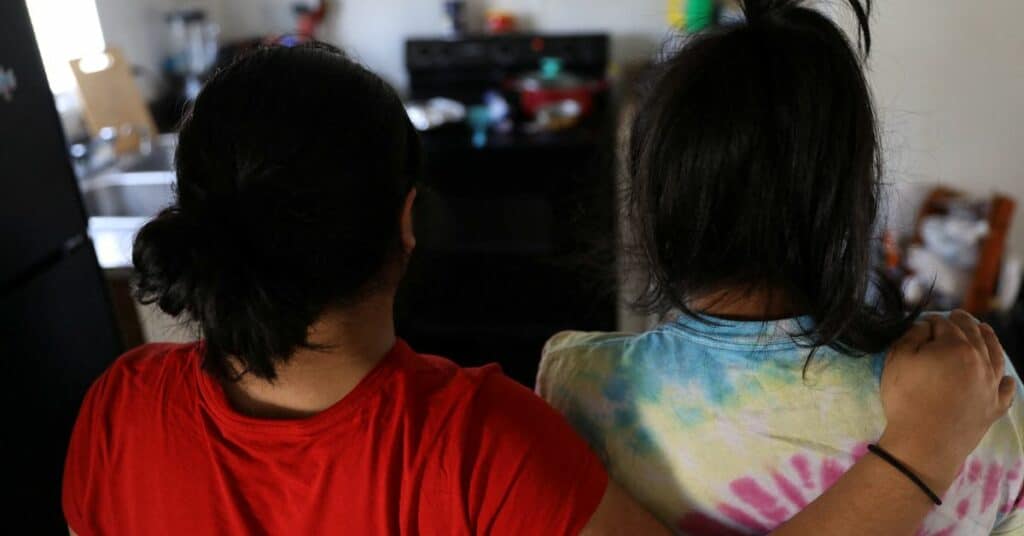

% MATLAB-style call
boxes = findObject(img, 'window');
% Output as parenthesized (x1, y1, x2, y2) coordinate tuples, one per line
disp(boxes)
(26, 0, 106, 95)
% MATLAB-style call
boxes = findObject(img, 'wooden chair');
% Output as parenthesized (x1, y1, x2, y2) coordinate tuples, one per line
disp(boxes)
(911, 187, 1016, 315)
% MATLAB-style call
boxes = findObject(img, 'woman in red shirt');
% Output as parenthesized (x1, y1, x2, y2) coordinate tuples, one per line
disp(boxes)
(63, 42, 1013, 535)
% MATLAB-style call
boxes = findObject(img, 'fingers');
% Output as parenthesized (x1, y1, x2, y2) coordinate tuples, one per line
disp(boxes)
(892, 320, 931, 355)
(923, 314, 964, 344)
(981, 323, 1006, 379)
(998, 376, 1016, 414)
(950, 310, 986, 360)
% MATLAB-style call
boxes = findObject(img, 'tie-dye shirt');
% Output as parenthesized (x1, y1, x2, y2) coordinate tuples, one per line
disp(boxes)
(537, 316, 1024, 535)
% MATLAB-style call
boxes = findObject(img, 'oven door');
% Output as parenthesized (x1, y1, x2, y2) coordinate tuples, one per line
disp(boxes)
(397, 137, 616, 385)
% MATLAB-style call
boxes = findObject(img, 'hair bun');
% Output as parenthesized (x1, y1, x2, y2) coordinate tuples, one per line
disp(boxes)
(132, 206, 227, 317)
(741, 0, 799, 22)
(740, 0, 872, 56)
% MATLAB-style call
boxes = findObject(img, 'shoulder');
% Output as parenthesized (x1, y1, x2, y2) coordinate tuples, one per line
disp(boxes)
(538, 329, 666, 400)
(394, 346, 506, 403)
(543, 330, 640, 356)
(540, 330, 637, 377)
(65, 343, 200, 514)
(541, 328, 682, 362)
(398, 351, 608, 534)
(391, 343, 557, 433)
(400, 347, 591, 467)
(107, 342, 199, 376)
(404, 348, 552, 424)
(79, 342, 200, 426)
(94, 342, 199, 396)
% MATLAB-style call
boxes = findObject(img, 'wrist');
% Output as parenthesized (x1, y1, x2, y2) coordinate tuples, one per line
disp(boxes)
(877, 427, 962, 496)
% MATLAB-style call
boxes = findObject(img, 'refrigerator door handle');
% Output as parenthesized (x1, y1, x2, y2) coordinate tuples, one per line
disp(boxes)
(0, 233, 87, 298)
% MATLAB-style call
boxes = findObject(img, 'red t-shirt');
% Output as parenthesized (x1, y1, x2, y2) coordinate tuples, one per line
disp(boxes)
(63, 340, 607, 535)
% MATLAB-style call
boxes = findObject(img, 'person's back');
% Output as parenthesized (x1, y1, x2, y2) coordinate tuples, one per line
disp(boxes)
(61, 43, 641, 535)
(538, 319, 1024, 534)
(66, 340, 607, 534)
(536, 0, 1024, 534)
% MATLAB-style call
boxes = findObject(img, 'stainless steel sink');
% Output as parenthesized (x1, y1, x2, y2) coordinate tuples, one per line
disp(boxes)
(81, 173, 176, 217)
(115, 135, 176, 173)
(80, 134, 178, 269)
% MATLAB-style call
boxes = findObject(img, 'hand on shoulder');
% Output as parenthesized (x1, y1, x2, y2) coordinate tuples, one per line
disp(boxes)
(879, 310, 1016, 494)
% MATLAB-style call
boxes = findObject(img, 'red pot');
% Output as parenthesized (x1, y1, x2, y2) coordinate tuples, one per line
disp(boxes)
(517, 81, 606, 118)
(507, 59, 607, 119)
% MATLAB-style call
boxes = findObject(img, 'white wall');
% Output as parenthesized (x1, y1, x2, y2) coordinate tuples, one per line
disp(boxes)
(868, 0, 1024, 254)
(94, 0, 177, 98)
(94, 0, 1024, 254)
(206, 0, 670, 89)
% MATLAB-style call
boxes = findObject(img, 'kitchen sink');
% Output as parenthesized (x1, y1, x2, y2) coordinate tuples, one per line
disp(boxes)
(81, 173, 176, 270)
(80, 134, 178, 269)
(116, 135, 176, 173)
(81, 173, 176, 217)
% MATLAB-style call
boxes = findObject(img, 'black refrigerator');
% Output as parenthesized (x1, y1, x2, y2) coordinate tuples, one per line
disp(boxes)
(0, 1, 122, 531)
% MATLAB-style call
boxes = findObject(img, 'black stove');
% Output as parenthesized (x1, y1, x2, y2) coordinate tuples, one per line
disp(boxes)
(397, 33, 617, 386)
(406, 33, 608, 100)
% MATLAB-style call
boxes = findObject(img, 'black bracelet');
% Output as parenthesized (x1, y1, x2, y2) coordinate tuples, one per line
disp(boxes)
(867, 444, 943, 506)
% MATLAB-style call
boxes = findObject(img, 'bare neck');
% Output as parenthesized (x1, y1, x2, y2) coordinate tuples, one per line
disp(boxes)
(221, 292, 397, 419)
(689, 286, 803, 321)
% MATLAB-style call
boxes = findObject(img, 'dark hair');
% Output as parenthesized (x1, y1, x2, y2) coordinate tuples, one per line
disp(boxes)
(133, 43, 421, 380)
(628, 0, 916, 355)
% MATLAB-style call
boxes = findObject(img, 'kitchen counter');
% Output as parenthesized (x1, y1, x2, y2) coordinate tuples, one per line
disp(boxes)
(79, 134, 177, 270)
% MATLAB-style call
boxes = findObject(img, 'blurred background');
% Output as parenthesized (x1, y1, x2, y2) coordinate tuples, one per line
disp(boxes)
(3, 0, 1024, 530)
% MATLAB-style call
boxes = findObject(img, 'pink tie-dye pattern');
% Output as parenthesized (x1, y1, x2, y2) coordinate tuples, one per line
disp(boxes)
(731, 478, 790, 523)
(905, 458, 1024, 536)
(792, 454, 814, 490)
(1001, 461, 1024, 514)
(967, 459, 983, 484)
(982, 463, 1004, 513)
(819, 458, 845, 490)
(918, 490, 973, 536)
(676, 444, 1020, 536)
(957, 498, 970, 518)
(679, 445, 868, 534)
(772, 471, 808, 509)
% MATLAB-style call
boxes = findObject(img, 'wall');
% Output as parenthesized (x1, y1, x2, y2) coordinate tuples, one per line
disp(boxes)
(89, 1, 1024, 340)
(92, 0, 1024, 271)
(206, 0, 671, 90)
(93, 0, 253, 97)
(868, 0, 1024, 254)
(196, 0, 1023, 254)
(93, 0, 177, 98)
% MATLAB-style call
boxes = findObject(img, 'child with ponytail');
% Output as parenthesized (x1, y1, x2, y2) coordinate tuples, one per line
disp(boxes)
(538, 1, 1024, 534)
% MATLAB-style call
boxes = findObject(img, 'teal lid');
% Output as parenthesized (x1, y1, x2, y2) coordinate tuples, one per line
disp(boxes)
(539, 56, 563, 81)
